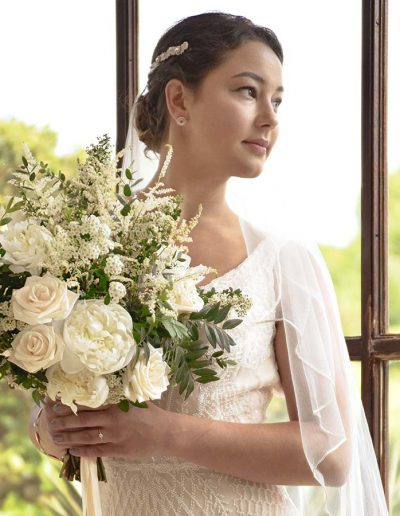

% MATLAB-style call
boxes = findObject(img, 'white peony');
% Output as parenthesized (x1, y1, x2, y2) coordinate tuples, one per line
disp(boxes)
(11, 273, 79, 326)
(0, 216, 53, 275)
(123, 344, 170, 403)
(168, 277, 205, 313)
(61, 299, 136, 376)
(46, 363, 109, 414)
(1, 324, 65, 373)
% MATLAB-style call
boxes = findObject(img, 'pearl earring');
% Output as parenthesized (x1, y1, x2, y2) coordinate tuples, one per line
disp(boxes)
(176, 116, 187, 126)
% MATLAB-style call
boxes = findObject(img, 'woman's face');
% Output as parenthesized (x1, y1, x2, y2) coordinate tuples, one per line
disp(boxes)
(186, 40, 284, 178)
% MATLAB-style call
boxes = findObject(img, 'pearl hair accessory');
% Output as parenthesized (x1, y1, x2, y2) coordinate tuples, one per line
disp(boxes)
(149, 41, 189, 73)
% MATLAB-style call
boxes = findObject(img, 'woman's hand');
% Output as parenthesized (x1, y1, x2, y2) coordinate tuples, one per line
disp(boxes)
(42, 396, 173, 459)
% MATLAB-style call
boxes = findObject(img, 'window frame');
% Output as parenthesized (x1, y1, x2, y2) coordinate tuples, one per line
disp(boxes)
(115, 0, 398, 508)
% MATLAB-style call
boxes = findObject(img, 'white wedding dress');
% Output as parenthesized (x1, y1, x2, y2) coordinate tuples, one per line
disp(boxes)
(99, 229, 298, 515)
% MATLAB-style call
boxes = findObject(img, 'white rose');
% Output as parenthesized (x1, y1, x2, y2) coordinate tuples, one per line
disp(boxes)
(11, 273, 79, 326)
(123, 344, 170, 403)
(1, 324, 64, 373)
(61, 299, 136, 376)
(46, 363, 109, 414)
(0, 217, 53, 275)
(168, 277, 205, 313)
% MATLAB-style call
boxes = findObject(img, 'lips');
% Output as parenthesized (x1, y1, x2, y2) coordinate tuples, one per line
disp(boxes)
(243, 139, 269, 149)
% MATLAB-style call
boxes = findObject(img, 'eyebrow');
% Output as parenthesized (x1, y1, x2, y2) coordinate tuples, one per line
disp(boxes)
(231, 72, 284, 93)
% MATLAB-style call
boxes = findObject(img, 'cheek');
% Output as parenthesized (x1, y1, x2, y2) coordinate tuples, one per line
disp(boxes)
(196, 97, 243, 137)
(270, 126, 279, 145)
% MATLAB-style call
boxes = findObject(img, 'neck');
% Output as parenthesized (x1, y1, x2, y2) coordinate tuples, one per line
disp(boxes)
(144, 146, 237, 228)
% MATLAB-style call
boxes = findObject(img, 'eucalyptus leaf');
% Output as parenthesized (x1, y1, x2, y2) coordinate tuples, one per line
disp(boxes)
(130, 400, 148, 408)
(178, 371, 191, 394)
(118, 399, 130, 412)
(205, 302, 221, 321)
(213, 304, 231, 324)
(222, 318, 242, 330)
(132, 178, 144, 187)
(184, 348, 208, 361)
(176, 364, 187, 384)
(188, 359, 212, 369)
(196, 376, 219, 384)
(183, 381, 195, 399)
(32, 389, 43, 408)
(120, 204, 131, 216)
(193, 368, 218, 377)
(189, 303, 215, 320)
(204, 324, 217, 347)
(8, 201, 25, 213)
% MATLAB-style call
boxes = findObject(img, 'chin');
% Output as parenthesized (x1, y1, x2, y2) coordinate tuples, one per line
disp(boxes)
(241, 159, 266, 178)
(231, 167, 264, 180)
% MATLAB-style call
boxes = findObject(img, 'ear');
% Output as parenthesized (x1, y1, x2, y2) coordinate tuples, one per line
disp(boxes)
(164, 78, 193, 122)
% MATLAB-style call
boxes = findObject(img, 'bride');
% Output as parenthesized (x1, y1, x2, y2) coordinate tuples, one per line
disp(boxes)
(29, 11, 388, 515)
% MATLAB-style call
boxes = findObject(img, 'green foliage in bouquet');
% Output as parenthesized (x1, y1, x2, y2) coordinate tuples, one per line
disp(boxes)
(0, 134, 252, 484)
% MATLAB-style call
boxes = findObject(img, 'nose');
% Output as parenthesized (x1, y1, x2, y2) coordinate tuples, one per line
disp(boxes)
(257, 99, 279, 129)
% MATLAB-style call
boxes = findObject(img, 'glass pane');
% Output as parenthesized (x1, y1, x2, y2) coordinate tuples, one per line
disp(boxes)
(389, 361, 400, 515)
(0, 0, 115, 512)
(0, 0, 116, 204)
(388, 1, 400, 334)
(138, 1, 362, 335)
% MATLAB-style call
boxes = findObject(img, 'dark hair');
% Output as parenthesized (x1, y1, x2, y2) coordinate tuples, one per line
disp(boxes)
(134, 11, 284, 156)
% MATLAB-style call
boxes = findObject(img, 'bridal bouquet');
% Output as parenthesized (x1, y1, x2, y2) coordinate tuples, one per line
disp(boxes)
(0, 135, 252, 506)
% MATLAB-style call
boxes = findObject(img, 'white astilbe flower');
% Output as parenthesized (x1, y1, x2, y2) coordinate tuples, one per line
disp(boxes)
(105, 255, 124, 277)
(0, 301, 28, 333)
(205, 291, 253, 318)
(108, 281, 126, 303)
(42, 226, 77, 277)
(137, 274, 170, 317)
(104, 374, 125, 404)
(43, 215, 116, 280)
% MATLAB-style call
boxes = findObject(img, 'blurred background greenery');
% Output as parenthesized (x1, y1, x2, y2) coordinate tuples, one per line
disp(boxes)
(0, 118, 399, 514)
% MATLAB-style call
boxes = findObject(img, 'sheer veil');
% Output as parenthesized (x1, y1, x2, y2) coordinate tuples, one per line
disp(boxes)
(119, 99, 389, 516)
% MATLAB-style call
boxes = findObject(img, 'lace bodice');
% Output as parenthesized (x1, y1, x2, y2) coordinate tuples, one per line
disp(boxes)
(157, 235, 284, 423)
(99, 232, 296, 515)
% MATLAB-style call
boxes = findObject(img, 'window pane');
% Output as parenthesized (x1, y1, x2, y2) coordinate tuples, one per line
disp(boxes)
(388, 1, 400, 334)
(0, 0, 116, 203)
(0, 0, 115, 511)
(138, 1, 362, 335)
(389, 361, 400, 515)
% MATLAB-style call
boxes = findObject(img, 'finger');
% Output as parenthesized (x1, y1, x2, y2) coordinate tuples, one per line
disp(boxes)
(50, 427, 108, 447)
(69, 443, 118, 458)
(75, 402, 112, 411)
(49, 410, 109, 432)
(44, 395, 54, 405)
(44, 401, 73, 420)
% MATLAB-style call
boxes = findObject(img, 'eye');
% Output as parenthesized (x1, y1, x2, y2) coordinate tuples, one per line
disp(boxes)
(237, 87, 283, 110)
(238, 86, 257, 98)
